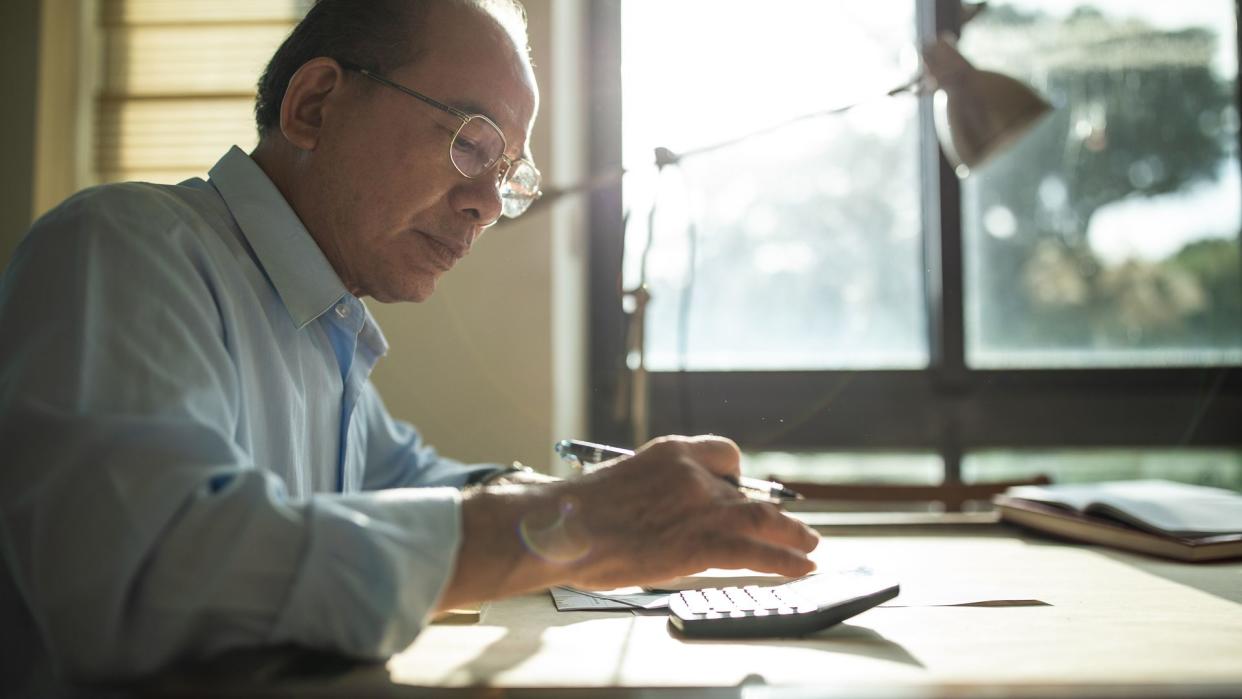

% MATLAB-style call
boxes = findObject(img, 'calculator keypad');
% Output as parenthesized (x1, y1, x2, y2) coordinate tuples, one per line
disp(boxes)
(675, 584, 818, 618)
(667, 574, 900, 638)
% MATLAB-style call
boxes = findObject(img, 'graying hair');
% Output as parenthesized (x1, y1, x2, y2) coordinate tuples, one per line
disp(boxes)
(254, 0, 529, 136)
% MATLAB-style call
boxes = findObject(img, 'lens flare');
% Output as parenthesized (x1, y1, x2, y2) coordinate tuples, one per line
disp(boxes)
(518, 495, 592, 564)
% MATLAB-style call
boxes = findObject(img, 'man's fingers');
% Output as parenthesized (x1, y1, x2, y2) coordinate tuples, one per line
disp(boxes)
(717, 500, 819, 553)
(676, 502, 820, 578)
(692, 539, 817, 579)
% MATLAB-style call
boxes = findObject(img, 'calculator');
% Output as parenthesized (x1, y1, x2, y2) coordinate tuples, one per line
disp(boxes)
(667, 572, 899, 638)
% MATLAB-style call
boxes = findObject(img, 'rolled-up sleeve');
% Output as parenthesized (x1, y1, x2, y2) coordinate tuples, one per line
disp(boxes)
(0, 188, 463, 681)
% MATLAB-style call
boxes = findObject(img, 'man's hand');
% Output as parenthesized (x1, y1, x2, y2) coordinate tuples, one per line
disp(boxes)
(552, 435, 818, 589)
(436, 435, 818, 611)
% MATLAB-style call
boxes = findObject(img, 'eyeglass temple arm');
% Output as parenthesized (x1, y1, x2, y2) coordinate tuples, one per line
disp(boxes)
(335, 59, 472, 121)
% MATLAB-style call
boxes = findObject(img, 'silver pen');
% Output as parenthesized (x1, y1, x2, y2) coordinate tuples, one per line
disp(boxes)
(554, 439, 803, 502)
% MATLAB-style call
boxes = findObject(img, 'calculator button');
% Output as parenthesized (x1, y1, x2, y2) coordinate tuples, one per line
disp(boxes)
(753, 590, 783, 609)
(680, 592, 711, 615)
(725, 588, 758, 611)
(703, 589, 732, 610)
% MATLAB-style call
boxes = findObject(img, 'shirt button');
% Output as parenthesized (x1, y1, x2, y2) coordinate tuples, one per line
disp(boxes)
(335, 303, 351, 319)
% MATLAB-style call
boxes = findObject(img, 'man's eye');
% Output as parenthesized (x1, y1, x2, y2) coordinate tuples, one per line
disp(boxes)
(453, 137, 480, 154)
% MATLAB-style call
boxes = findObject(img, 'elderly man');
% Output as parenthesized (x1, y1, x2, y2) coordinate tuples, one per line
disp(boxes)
(0, 0, 816, 690)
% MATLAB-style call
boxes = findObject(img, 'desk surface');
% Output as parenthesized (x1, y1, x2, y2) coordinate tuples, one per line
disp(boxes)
(151, 522, 1242, 698)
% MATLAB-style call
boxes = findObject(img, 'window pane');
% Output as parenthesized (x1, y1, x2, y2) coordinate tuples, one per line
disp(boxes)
(744, 451, 943, 483)
(621, 1, 926, 370)
(961, 2, 1242, 367)
(744, 452, 943, 512)
(964, 449, 1242, 492)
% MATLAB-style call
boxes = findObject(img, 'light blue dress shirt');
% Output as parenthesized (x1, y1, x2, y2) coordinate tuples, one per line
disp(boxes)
(0, 147, 503, 689)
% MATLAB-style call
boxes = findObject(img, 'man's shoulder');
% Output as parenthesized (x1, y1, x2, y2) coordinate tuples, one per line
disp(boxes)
(46, 179, 224, 234)
(8, 179, 243, 290)
(24, 179, 236, 261)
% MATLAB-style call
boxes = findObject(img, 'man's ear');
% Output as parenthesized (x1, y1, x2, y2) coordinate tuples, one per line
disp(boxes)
(279, 57, 347, 151)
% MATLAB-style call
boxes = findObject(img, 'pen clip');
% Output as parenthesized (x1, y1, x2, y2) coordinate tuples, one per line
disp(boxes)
(554, 441, 584, 474)
(555, 439, 623, 474)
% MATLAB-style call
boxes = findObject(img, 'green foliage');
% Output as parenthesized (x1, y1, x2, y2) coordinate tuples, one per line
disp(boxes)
(1169, 238, 1242, 343)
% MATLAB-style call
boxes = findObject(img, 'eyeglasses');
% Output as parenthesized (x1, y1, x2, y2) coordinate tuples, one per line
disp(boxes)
(339, 60, 542, 219)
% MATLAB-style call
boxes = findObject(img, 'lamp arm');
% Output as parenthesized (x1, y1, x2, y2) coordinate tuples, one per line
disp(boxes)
(531, 74, 928, 212)
(658, 75, 927, 166)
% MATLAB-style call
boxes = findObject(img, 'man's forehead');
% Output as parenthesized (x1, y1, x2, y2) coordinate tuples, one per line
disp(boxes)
(406, 1, 538, 150)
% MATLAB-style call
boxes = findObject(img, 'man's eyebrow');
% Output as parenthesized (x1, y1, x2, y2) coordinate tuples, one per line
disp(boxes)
(453, 100, 500, 125)
(453, 99, 528, 159)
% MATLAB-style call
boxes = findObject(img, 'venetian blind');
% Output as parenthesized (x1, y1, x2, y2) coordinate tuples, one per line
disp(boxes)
(94, 0, 310, 184)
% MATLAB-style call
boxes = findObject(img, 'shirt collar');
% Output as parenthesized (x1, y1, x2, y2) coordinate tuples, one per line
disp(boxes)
(208, 146, 349, 329)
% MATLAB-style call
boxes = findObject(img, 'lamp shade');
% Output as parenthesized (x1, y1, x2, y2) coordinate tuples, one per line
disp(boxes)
(922, 36, 1052, 176)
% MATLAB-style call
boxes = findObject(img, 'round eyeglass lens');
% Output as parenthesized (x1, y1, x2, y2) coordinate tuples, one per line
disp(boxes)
(451, 116, 506, 177)
(500, 162, 541, 218)
(501, 191, 533, 218)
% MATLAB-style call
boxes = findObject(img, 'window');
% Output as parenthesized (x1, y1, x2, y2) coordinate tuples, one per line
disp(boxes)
(960, 2, 1242, 368)
(587, 0, 1242, 486)
(619, 1, 925, 370)
(92, 0, 309, 185)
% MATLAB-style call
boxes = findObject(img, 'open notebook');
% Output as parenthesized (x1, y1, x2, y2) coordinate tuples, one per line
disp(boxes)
(995, 479, 1242, 561)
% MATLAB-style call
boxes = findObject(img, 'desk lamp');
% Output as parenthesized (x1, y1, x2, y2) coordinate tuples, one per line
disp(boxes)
(532, 34, 1051, 446)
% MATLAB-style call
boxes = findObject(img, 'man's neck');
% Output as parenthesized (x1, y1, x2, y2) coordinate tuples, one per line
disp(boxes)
(249, 139, 361, 297)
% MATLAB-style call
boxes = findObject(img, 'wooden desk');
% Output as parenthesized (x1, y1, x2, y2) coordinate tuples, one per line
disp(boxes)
(150, 522, 1242, 698)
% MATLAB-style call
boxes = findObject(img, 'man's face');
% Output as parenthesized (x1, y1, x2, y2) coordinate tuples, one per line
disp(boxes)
(306, 3, 539, 303)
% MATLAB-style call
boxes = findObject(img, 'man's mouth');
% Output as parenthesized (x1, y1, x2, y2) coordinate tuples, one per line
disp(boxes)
(418, 231, 467, 270)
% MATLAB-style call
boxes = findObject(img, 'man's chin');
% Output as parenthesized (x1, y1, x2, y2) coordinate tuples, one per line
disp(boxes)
(368, 276, 438, 304)
(402, 274, 441, 303)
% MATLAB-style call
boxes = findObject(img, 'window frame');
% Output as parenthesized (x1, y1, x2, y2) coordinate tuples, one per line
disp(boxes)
(586, 0, 1242, 480)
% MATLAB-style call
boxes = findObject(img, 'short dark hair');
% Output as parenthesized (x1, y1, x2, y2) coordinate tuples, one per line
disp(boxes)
(254, 0, 529, 137)
(254, 0, 425, 136)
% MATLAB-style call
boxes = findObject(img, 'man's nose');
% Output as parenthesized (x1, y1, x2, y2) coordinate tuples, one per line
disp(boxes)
(450, 172, 504, 226)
